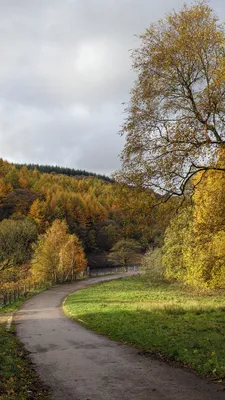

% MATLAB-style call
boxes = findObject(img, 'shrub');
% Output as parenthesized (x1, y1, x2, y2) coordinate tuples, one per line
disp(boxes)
(142, 248, 164, 283)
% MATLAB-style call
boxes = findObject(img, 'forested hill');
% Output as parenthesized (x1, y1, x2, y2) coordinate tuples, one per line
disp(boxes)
(0, 158, 170, 254)
(0, 158, 173, 293)
(15, 163, 113, 183)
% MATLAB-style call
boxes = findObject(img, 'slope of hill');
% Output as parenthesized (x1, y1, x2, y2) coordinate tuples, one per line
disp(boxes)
(15, 163, 113, 182)
(0, 159, 166, 256)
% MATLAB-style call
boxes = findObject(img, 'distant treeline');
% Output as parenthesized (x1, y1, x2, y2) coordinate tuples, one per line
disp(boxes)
(15, 163, 113, 183)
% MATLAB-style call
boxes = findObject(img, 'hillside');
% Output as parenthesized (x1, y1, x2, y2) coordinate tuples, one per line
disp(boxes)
(0, 159, 168, 262)
(15, 163, 113, 183)
(0, 158, 175, 307)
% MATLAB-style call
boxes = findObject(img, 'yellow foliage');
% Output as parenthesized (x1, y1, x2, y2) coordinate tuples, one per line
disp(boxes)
(119, 0, 225, 195)
(31, 219, 87, 284)
(0, 178, 13, 197)
(193, 169, 225, 235)
(59, 235, 87, 280)
(162, 207, 192, 281)
(164, 151, 225, 289)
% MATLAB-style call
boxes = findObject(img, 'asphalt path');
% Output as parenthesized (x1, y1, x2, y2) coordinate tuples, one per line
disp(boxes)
(15, 274, 225, 400)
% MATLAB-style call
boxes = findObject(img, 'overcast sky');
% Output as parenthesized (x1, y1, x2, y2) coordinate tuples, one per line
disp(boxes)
(0, 0, 224, 176)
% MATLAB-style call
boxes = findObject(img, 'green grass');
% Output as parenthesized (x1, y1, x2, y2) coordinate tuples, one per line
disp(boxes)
(64, 276, 225, 380)
(0, 324, 50, 399)
(0, 289, 51, 399)
(0, 298, 28, 314)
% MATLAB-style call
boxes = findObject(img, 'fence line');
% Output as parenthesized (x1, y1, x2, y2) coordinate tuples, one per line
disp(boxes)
(0, 280, 49, 307)
(88, 265, 140, 277)
(0, 266, 140, 307)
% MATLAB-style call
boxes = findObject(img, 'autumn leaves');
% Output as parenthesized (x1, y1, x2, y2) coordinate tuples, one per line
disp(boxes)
(32, 219, 87, 284)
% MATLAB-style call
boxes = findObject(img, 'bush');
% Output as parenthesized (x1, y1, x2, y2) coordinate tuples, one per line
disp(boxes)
(141, 248, 164, 283)
(0, 217, 38, 268)
(108, 239, 142, 270)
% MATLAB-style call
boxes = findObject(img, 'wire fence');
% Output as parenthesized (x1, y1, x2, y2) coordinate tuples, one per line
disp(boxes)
(0, 266, 140, 307)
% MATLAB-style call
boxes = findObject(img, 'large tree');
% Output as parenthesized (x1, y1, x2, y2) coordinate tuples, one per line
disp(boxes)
(118, 1, 225, 197)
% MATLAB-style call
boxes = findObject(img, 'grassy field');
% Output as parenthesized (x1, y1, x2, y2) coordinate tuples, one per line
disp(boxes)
(0, 293, 50, 399)
(64, 276, 225, 380)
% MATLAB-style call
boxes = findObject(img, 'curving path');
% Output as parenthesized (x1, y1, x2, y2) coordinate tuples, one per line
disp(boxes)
(15, 274, 224, 400)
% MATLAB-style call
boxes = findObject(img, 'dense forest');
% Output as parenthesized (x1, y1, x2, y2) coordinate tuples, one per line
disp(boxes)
(15, 163, 113, 182)
(0, 159, 172, 296)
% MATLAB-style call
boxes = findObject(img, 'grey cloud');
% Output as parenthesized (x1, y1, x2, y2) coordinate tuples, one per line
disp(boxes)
(0, 0, 224, 174)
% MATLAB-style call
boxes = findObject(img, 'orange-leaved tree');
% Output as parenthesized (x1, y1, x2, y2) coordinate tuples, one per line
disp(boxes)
(32, 219, 87, 284)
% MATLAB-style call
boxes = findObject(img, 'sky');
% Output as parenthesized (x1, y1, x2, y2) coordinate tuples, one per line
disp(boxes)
(0, 0, 224, 176)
